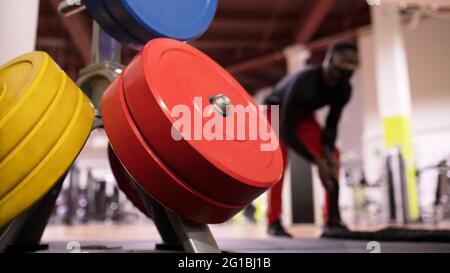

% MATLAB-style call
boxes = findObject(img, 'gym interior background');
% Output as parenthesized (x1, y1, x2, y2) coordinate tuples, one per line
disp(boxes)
(0, 0, 450, 254)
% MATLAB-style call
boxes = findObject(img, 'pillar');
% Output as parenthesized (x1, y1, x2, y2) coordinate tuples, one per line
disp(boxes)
(371, 4, 420, 221)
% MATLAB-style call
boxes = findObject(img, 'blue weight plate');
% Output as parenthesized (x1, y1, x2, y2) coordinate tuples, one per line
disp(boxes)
(84, 0, 143, 47)
(104, 0, 218, 42)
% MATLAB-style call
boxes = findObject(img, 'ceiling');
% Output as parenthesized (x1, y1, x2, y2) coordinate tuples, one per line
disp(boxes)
(37, 0, 373, 93)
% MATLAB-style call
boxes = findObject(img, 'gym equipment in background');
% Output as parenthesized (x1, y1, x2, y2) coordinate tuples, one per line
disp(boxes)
(48, 165, 142, 226)
(322, 149, 450, 242)
(0, 52, 95, 251)
(343, 169, 386, 226)
(59, 0, 218, 48)
(417, 158, 450, 223)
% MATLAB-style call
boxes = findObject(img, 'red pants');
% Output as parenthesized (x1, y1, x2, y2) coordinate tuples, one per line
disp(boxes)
(267, 113, 340, 225)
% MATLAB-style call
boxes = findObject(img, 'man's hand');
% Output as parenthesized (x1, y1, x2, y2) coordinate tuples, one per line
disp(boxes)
(315, 157, 335, 191)
(323, 148, 339, 182)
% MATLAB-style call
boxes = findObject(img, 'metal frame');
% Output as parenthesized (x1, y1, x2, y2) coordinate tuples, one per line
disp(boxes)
(132, 181, 221, 253)
(0, 177, 65, 252)
(77, 22, 123, 129)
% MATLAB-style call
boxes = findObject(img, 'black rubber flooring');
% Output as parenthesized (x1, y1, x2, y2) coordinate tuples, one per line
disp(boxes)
(36, 238, 450, 253)
(322, 227, 450, 243)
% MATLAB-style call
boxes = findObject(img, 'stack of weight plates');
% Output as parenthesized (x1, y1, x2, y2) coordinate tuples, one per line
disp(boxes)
(102, 39, 283, 224)
(0, 52, 94, 228)
(84, 0, 218, 48)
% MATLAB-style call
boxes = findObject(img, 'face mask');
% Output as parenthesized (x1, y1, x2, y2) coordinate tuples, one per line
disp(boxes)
(328, 65, 354, 85)
(336, 67, 354, 82)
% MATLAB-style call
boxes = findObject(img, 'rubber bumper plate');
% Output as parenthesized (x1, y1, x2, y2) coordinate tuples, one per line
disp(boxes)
(105, 0, 218, 42)
(102, 39, 283, 224)
(84, 0, 142, 47)
(0, 52, 94, 228)
(107, 145, 150, 218)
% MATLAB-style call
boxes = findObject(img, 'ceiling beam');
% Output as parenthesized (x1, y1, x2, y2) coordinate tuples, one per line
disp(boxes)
(247, 68, 285, 83)
(37, 36, 71, 48)
(235, 74, 271, 90)
(381, 0, 450, 7)
(209, 17, 294, 32)
(48, 0, 92, 65)
(190, 40, 286, 50)
(294, 0, 336, 43)
(227, 52, 285, 75)
(227, 28, 361, 74)
(258, 0, 286, 50)
(227, 0, 337, 74)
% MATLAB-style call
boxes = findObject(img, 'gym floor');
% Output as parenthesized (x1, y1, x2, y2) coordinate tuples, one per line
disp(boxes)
(40, 223, 450, 253)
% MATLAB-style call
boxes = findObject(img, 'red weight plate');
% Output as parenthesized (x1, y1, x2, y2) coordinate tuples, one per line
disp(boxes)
(102, 74, 245, 224)
(123, 38, 283, 206)
(107, 144, 151, 218)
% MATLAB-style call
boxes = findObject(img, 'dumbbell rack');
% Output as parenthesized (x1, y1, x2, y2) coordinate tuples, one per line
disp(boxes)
(0, 20, 221, 254)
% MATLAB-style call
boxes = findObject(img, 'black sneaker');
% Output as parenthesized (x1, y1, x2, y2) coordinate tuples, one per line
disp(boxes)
(321, 221, 351, 239)
(267, 220, 293, 238)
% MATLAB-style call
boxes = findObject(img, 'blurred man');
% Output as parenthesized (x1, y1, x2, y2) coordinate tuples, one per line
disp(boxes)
(264, 41, 359, 237)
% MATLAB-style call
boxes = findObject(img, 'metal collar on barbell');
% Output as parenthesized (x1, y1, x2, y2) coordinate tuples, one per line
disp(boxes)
(77, 21, 124, 129)
(77, 62, 123, 130)
(77, 62, 123, 108)
(209, 94, 232, 117)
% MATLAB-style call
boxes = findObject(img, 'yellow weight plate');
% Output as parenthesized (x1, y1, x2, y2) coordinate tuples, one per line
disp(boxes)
(0, 53, 94, 228)
(0, 71, 77, 196)
(0, 52, 62, 161)
(0, 82, 5, 102)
